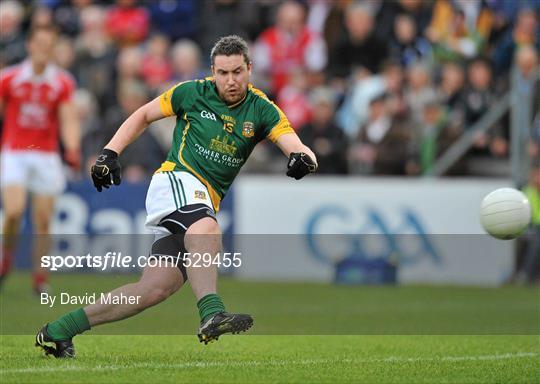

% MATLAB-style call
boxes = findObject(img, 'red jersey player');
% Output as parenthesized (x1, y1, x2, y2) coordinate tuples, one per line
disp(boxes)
(0, 26, 80, 293)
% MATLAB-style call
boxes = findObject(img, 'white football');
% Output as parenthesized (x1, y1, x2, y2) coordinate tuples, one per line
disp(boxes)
(480, 188, 532, 240)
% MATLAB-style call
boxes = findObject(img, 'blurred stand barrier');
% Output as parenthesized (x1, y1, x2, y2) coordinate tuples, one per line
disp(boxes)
(234, 177, 513, 286)
(428, 65, 540, 183)
(511, 64, 539, 187)
(1, 177, 514, 286)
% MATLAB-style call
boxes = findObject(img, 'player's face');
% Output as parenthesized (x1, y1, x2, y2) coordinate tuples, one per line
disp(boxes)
(27, 30, 56, 67)
(212, 55, 252, 105)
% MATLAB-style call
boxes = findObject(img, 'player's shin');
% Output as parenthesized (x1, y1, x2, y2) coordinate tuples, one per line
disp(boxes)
(32, 234, 51, 294)
(183, 229, 225, 320)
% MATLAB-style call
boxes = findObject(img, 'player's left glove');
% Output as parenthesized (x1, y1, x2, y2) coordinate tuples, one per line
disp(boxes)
(91, 148, 122, 192)
(286, 152, 317, 180)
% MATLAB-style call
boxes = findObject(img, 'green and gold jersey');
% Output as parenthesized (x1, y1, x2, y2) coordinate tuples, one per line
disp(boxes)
(157, 78, 294, 211)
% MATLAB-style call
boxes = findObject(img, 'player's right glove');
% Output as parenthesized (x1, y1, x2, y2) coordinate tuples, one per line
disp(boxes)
(286, 152, 317, 180)
(91, 148, 121, 192)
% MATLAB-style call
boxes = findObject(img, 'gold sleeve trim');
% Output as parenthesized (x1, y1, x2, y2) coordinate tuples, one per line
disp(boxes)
(249, 85, 295, 142)
(266, 103, 294, 143)
(268, 122, 295, 143)
(159, 87, 175, 117)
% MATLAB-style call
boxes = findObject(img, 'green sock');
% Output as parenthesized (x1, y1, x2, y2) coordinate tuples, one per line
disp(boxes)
(47, 308, 91, 341)
(197, 293, 225, 322)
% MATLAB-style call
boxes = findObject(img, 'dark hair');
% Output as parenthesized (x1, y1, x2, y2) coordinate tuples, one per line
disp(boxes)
(210, 35, 250, 65)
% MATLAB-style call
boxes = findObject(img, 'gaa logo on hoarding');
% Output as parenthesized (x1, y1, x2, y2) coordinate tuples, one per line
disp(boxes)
(305, 206, 441, 267)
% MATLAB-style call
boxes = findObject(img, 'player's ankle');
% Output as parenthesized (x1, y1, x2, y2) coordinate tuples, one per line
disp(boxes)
(197, 293, 226, 322)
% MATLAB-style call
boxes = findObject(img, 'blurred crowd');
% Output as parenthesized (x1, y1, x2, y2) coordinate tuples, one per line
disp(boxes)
(1, 0, 539, 181)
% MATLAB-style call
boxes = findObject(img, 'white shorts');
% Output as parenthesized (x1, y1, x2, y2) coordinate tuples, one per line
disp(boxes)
(145, 171, 214, 235)
(0, 150, 66, 195)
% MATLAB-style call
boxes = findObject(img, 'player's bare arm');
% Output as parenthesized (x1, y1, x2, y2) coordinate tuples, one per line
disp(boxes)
(59, 101, 81, 169)
(104, 96, 165, 155)
(90, 97, 165, 191)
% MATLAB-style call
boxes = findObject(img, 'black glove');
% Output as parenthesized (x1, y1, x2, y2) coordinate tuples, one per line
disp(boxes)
(286, 152, 317, 180)
(91, 148, 121, 192)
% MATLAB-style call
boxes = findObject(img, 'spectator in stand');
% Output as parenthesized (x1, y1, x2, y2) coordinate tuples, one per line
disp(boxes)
(405, 62, 438, 123)
(514, 45, 540, 159)
(244, 0, 280, 41)
(462, 57, 503, 155)
(141, 34, 172, 94)
(30, 5, 54, 29)
(54, 36, 76, 72)
(317, 0, 351, 57)
(105, 0, 149, 47)
(73, 5, 116, 114)
(514, 44, 540, 109)
(337, 61, 404, 138)
(511, 45, 540, 165)
(197, 0, 259, 62)
(253, 0, 327, 97)
(426, 0, 494, 62)
(531, 113, 540, 160)
(437, 62, 466, 126)
(147, 0, 197, 42)
(73, 89, 102, 175)
(390, 13, 432, 68)
(53, 0, 93, 37)
(169, 39, 206, 86)
(349, 93, 412, 175)
(464, 58, 495, 126)
(116, 46, 143, 84)
(375, 0, 433, 43)
(103, 80, 164, 181)
(327, 3, 387, 86)
(516, 162, 540, 284)
(0, 0, 27, 68)
(493, 8, 540, 76)
(406, 100, 464, 175)
(276, 69, 312, 131)
(485, 0, 522, 46)
(299, 87, 348, 174)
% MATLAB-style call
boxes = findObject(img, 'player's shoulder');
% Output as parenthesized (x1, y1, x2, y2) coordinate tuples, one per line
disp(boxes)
(0, 62, 24, 82)
(248, 84, 281, 114)
(248, 84, 273, 105)
(170, 78, 209, 96)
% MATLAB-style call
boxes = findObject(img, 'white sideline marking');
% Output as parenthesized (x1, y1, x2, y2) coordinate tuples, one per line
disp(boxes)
(1, 352, 537, 375)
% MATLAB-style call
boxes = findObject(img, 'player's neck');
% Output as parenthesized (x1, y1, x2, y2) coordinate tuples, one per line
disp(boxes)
(30, 61, 47, 75)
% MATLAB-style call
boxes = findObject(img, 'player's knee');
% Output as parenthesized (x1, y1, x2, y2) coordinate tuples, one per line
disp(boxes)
(33, 211, 52, 233)
(141, 285, 174, 308)
(185, 218, 222, 253)
(4, 207, 24, 225)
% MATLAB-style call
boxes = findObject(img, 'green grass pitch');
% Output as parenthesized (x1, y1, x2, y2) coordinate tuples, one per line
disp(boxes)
(1, 272, 539, 383)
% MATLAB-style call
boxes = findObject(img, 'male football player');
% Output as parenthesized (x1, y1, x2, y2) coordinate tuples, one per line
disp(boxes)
(0, 26, 80, 294)
(36, 35, 317, 358)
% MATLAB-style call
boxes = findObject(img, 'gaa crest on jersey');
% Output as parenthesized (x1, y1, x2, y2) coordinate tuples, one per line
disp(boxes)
(242, 122, 254, 138)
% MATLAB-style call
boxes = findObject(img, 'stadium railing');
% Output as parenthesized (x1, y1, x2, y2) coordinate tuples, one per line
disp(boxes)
(427, 66, 540, 183)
